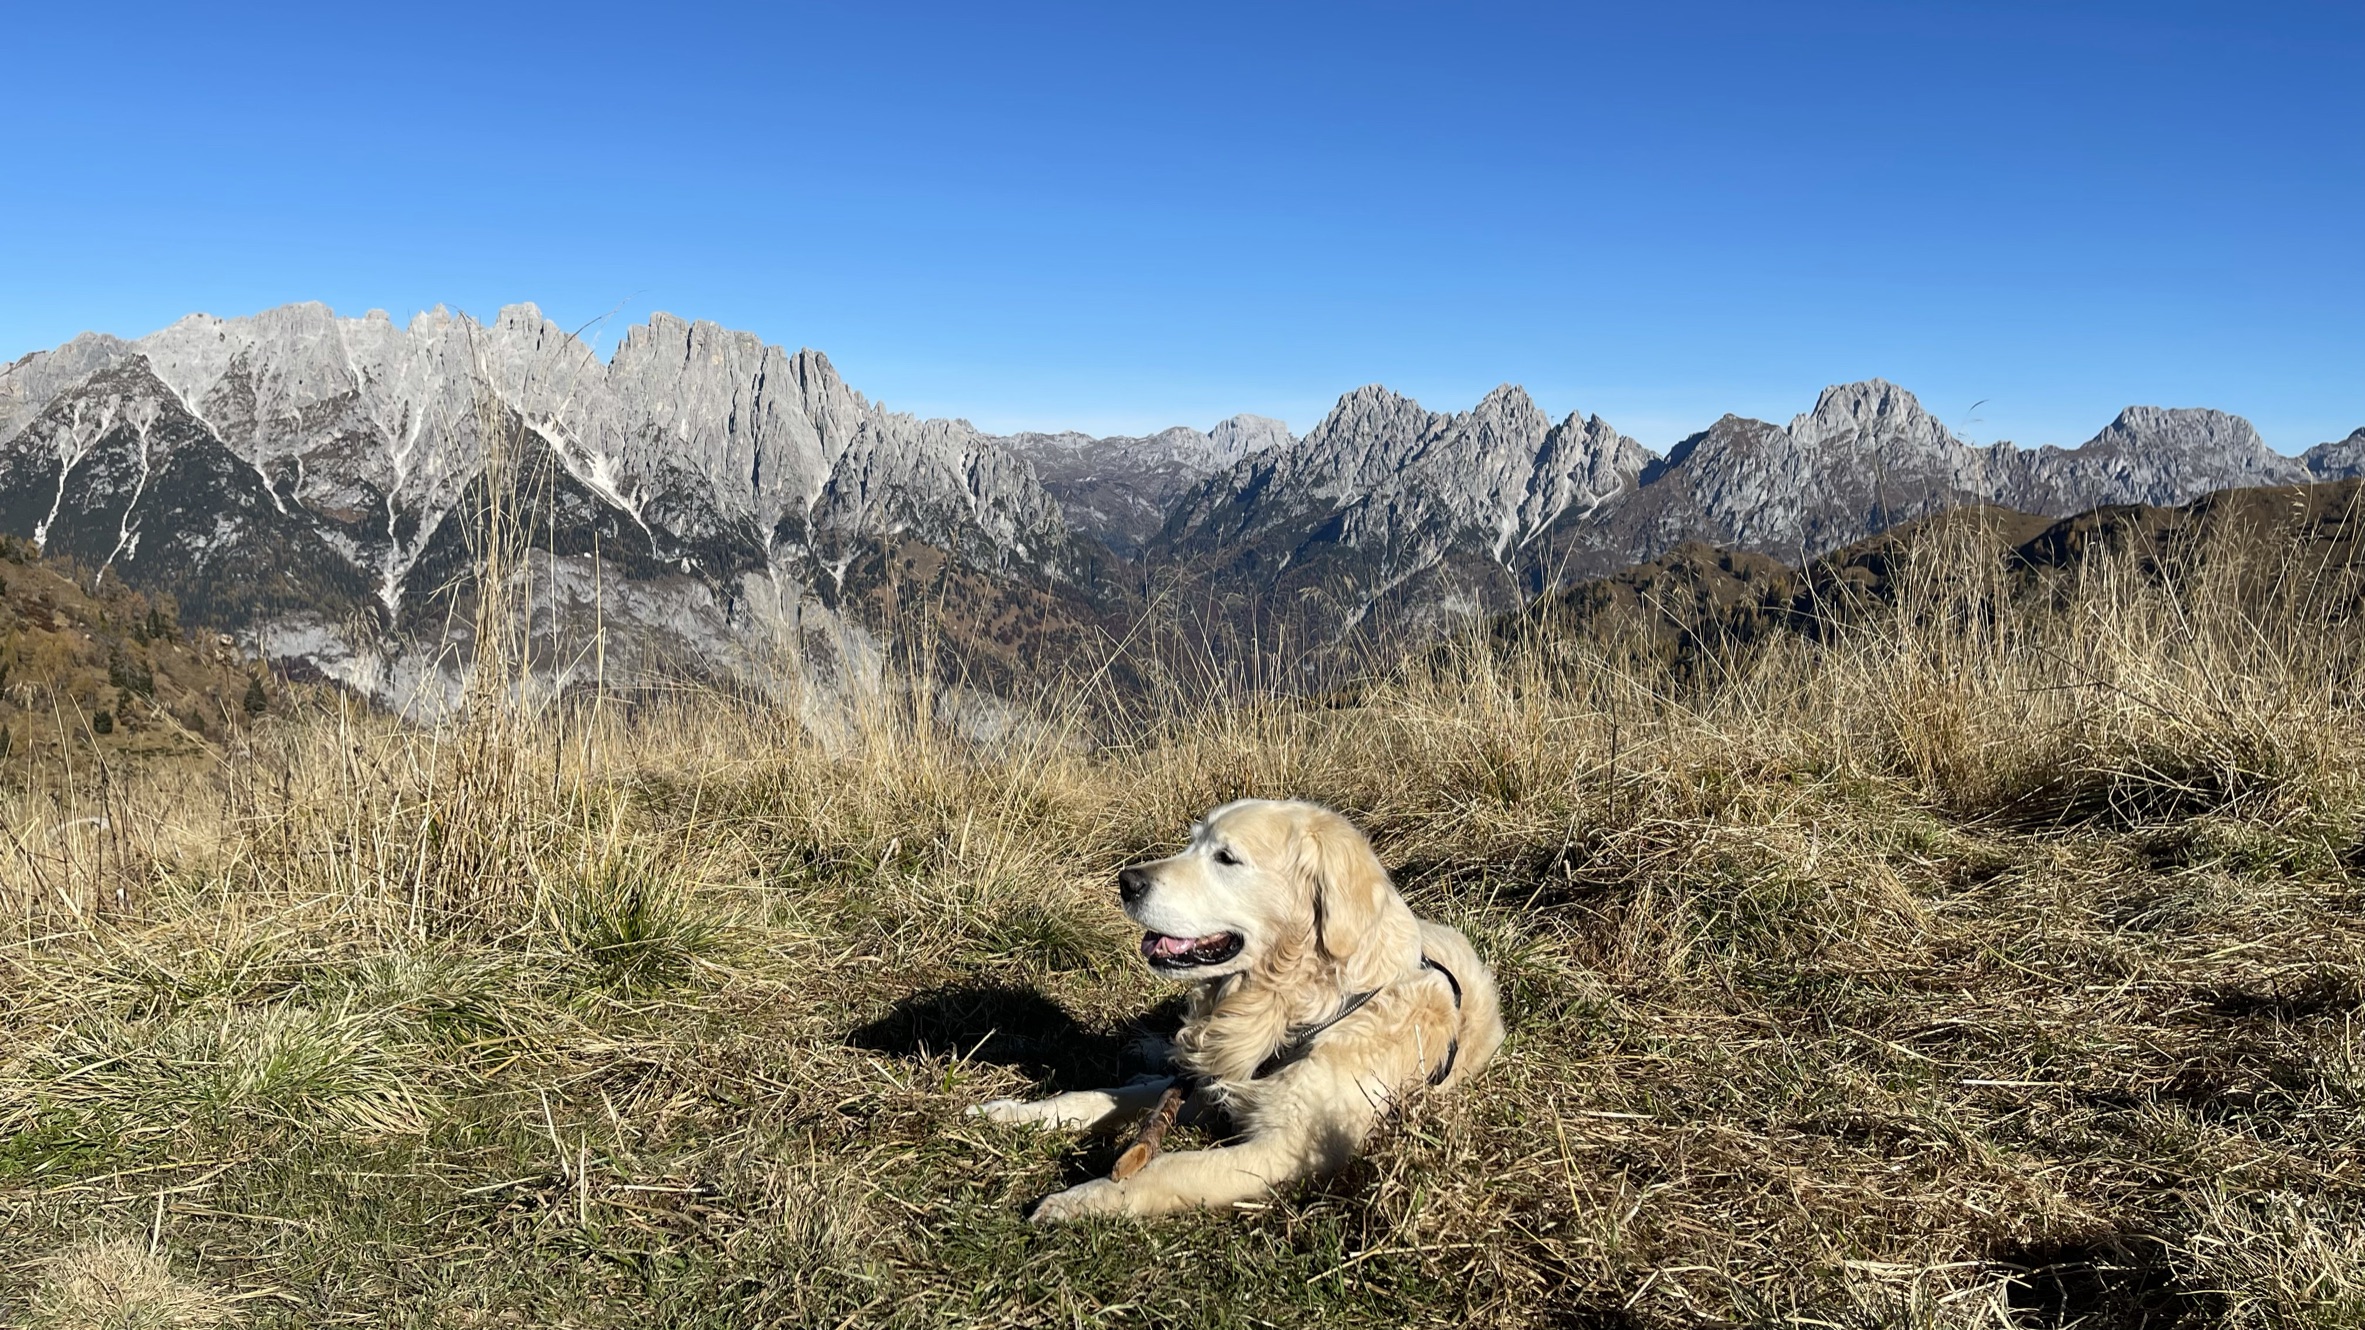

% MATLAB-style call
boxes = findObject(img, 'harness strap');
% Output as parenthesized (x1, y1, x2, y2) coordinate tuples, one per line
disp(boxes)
(1420, 954, 1465, 1086)
(1249, 953, 1469, 1084)
(1251, 985, 1379, 1080)
(1422, 954, 1464, 1005)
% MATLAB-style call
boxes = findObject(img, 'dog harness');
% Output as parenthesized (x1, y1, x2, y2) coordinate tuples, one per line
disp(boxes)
(1112, 954, 1469, 1184)
(1250, 953, 1464, 1084)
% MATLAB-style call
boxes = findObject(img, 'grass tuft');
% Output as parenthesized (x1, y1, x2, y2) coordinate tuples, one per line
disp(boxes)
(25, 1238, 236, 1330)
(20, 1000, 428, 1158)
(551, 854, 732, 994)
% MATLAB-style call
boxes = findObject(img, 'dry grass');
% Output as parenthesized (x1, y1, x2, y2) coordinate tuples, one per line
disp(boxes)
(2, 509, 2364, 1327)
(25, 1237, 237, 1330)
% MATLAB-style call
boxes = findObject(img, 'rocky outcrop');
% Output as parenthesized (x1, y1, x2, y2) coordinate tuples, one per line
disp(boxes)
(2302, 427, 2365, 480)
(2016, 405, 2309, 512)
(1159, 377, 2325, 641)
(1153, 384, 1651, 634)
(0, 353, 380, 633)
(1600, 387, 2309, 566)
(0, 333, 131, 444)
(0, 303, 1100, 709)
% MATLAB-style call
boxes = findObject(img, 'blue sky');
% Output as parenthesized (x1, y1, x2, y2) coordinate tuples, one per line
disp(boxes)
(4, 1, 2358, 451)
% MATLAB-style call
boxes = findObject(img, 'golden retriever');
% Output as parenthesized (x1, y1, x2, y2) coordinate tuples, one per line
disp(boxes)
(973, 799, 1504, 1222)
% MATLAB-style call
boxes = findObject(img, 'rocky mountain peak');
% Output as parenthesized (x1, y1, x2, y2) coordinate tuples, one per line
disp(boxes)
(1788, 378, 1958, 455)
(2079, 406, 2271, 461)
(1309, 384, 1442, 437)
(1206, 414, 1292, 466)
(2020, 405, 2306, 511)
(2302, 427, 2365, 481)
(1476, 382, 1542, 412)
(1283, 386, 1449, 500)
(0, 331, 132, 443)
(1159, 380, 1654, 626)
(1463, 385, 1552, 454)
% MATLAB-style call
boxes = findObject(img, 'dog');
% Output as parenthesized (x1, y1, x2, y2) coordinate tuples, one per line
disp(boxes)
(972, 799, 1504, 1222)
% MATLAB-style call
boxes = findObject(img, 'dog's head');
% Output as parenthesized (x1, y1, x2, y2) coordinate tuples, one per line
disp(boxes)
(1116, 799, 1417, 989)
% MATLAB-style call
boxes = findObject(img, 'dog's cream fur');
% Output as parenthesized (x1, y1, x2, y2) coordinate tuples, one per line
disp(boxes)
(973, 799, 1505, 1222)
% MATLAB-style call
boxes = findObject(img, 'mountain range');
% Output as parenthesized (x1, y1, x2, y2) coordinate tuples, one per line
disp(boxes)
(2, 302, 2356, 708)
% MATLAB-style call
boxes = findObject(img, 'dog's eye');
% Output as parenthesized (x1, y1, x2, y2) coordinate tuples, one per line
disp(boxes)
(1212, 847, 1239, 867)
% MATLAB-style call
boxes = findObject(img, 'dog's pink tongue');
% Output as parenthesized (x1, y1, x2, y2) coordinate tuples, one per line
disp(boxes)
(1150, 934, 1196, 957)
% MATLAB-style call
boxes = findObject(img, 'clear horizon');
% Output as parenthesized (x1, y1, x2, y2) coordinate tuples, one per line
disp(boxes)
(5, 2, 2358, 454)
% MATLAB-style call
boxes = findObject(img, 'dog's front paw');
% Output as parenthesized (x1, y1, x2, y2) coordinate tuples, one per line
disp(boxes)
(1029, 1178, 1125, 1224)
(968, 1098, 1028, 1123)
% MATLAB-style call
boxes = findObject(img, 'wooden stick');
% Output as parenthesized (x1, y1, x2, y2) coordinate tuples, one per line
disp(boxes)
(1110, 1083, 1187, 1181)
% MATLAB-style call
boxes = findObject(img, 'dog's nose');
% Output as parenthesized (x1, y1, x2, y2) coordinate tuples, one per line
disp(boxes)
(1118, 866, 1151, 906)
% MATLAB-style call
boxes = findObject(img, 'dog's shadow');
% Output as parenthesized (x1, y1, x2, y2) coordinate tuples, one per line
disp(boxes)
(846, 982, 1184, 1095)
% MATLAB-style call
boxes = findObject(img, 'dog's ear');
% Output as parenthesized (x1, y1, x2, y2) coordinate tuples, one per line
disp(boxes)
(1292, 806, 1407, 981)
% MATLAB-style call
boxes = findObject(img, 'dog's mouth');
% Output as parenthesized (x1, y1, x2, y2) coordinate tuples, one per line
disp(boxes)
(1140, 930, 1244, 970)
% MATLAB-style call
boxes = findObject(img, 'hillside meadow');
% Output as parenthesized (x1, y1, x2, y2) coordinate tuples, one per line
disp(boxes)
(3, 502, 2364, 1329)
